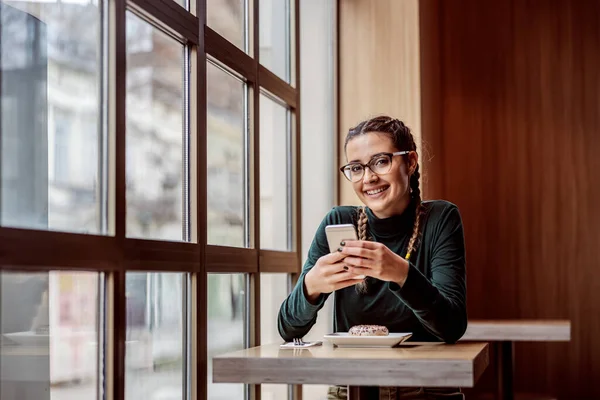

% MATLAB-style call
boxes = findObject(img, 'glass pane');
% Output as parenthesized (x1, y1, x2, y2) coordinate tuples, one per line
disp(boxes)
(208, 274, 246, 400)
(259, 0, 291, 82)
(207, 0, 246, 52)
(303, 385, 331, 400)
(126, 12, 187, 242)
(173, 0, 187, 10)
(207, 62, 247, 247)
(260, 94, 290, 251)
(260, 273, 289, 400)
(125, 272, 186, 400)
(0, 271, 100, 400)
(0, 1, 102, 234)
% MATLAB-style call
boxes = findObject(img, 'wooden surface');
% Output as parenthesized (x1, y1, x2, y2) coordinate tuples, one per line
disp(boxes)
(338, 0, 421, 206)
(462, 320, 571, 342)
(471, 394, 556, 400)
(419, 0, 600, 398)
(259, 250, 299, 273)
(213, 342, 489, 387)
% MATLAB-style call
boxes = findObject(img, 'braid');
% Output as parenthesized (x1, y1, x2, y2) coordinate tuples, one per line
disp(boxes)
(355, 207, 369, 294)
(405, 164, 424, 260)
(357, 206, 369, 241)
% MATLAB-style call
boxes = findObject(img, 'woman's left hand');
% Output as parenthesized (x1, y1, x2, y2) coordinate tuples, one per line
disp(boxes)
(340, 240, 410, 286)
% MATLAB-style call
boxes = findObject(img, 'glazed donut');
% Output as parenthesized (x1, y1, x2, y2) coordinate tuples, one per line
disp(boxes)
(348, 325, 389, 336)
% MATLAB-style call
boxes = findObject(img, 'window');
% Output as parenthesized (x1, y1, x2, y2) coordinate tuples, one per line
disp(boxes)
(206, 62, 247, 248)
(0, 271, 101, 400)
(125, 272, 187, 399)
(207, 0, 247, 53)
(261, 273, 290, 400)
(0, 0, 301, 400)
(0, 0, 102, 234)
(259, 0, 292, 82)
(207, 274, 246, 400)
(260, 93, 292, 251)
(126, 12, 187, 242)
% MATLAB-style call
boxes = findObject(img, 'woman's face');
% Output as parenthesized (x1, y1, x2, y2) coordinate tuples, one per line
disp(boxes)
(345, 132, 417, 219)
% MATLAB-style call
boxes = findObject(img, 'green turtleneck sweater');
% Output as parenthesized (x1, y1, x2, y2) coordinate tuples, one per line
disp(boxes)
(277, 200, 467, 344)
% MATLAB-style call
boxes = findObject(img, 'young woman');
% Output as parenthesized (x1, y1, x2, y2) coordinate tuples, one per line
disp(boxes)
(277, 116, 468, 400)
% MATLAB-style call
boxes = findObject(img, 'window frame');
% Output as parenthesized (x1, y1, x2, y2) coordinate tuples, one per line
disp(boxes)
(0, 0, 301, 399)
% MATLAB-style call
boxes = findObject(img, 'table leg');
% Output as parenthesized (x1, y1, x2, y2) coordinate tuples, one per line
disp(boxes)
(348, 386, 369, 399)
(496, 341, 514, 400)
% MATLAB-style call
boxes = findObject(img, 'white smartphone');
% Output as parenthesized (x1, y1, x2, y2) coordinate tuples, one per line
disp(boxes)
(325, 224, 358, 253)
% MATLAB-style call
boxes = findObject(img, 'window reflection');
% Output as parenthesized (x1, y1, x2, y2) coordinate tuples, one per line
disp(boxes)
(125, 272, 186, 400)
(207, 62, 247, 248)
(0, 0, 102, 234)
(260, 0, 291, 82)
(260, 94, 291, 251)
(207, 0, 246, 52)
(0, 271, 100, 400)
(126, 12, 186, 242)
(208, 274, 246, 400)
(261, 273, 289, 400)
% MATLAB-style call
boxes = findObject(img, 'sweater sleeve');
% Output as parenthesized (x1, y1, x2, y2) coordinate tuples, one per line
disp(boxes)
(388, 204, 468, 343)
(277, 210, 336, 341)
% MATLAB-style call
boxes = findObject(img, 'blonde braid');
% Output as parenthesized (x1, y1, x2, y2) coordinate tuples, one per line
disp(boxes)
(405, 164, 424, 260)
(405, 204, 423, 260)
(355, 207, 369, 294)
(357, 206, 369, 240)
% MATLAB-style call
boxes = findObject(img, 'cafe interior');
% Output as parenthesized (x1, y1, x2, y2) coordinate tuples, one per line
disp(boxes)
(0, 0, 597, 399)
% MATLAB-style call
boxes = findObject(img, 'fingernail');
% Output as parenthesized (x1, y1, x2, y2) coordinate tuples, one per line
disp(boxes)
(343, 266, 349, 271)
(337, 247, 343, 252)
(340, 241, 345, 246)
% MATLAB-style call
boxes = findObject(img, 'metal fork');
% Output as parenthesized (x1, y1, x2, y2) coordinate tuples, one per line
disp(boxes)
(293, 338, 305, 346)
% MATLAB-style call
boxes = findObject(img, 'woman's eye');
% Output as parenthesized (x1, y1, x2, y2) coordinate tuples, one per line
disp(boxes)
(374, 157, 389, 167)
(350, 165, 363, 173)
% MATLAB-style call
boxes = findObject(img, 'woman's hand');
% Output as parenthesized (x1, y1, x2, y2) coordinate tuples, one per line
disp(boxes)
(304, 250, 366, 303)
(340, 240, 410, 286)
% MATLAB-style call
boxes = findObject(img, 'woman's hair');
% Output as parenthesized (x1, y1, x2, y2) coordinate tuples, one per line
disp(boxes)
(345, 116, 424, 293)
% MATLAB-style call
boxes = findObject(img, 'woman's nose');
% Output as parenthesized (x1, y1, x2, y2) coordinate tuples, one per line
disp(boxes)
(362, 167, 378, 183)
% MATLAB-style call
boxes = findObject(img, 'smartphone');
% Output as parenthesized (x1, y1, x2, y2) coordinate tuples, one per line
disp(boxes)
(325, 224, 358, 253)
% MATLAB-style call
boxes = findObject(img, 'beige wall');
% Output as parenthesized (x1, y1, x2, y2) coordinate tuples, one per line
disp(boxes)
(338, 0, 421, 205)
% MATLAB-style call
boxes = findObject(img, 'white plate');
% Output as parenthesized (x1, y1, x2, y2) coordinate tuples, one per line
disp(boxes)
(324, 332, 413, 348)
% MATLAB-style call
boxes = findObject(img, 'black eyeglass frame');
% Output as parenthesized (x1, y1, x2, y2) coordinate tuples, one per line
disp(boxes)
(339, 151, 411, 182)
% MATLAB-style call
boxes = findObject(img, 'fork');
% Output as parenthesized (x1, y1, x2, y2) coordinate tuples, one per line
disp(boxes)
(292, 338, 305, 346)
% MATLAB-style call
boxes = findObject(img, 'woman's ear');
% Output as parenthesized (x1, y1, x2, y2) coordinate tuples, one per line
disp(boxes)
(408, 151, 419, 175)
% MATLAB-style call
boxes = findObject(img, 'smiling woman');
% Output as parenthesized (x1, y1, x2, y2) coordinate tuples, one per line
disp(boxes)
(277, 115, 468, 400)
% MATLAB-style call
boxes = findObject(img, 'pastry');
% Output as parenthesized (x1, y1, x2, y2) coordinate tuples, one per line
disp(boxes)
(348, 325, 389, 336)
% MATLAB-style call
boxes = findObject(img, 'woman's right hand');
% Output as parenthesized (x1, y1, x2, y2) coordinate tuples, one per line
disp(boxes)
(303, 250, 366, 303)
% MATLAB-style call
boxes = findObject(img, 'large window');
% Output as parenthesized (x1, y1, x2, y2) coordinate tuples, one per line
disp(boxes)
(0, 0, 299, 399)
(0, 0, 102, 234)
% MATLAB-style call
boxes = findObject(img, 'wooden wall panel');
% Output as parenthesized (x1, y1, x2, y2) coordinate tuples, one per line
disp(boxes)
(338, 0, 421, 205)
(421, 0, 600, 398)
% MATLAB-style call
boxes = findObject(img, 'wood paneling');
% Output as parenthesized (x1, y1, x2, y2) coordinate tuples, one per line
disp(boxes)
(338, 0, 421, 206)
(420, 0, 600, 397)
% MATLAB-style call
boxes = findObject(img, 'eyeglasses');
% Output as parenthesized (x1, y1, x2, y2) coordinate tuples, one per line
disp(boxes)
(340, 151, 410, 182)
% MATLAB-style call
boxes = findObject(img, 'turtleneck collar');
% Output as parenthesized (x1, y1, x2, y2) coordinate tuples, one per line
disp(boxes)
(364, 199, 417, 238)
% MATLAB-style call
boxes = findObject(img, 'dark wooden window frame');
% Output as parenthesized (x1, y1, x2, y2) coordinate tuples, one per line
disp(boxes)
(0, 0, 301, 399)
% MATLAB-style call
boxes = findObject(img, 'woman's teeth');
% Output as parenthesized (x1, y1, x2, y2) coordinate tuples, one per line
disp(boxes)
(366, 186, 388, 195)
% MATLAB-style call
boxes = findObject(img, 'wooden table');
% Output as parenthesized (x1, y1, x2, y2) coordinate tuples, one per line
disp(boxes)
(213, 341, 489, 399)
(461, 320, 571, 400)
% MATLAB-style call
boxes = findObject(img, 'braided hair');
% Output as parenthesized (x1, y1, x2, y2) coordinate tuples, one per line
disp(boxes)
(346, 116, 424, 293)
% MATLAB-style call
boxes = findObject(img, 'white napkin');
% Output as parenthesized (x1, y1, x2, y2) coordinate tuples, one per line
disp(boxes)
(279, 340, 323, 349)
